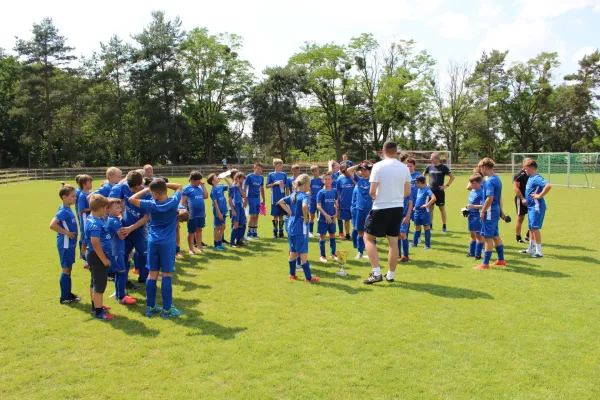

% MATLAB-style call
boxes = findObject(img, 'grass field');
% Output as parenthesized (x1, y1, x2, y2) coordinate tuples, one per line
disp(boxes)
(1, 174, 599, 399)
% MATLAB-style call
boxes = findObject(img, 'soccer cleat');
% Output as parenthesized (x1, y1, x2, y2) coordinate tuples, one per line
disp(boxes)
(126, 281, 141, 291)
(410, 243, 417, 248)
(355, 253, 363, 260)
(345, 234, 351, 241)
(161, 306, 185, 318)
(95, 310, 115, 321)
(273, 233, 278, 239)
(133, 269, 139, 275)
(520, 249, 533, 255)
(144, 306, 162, 318)
(493, 260, 507, 267)
(423, 246, 431, 250)
(362, 254, 370, 259)
(400, 256, 409, 263)
(473, 264, 490, 270)
(466, 253, 475, 258)
(90, 305, 111, 313)
(289, 275, 298, 280)
(384, 275, 395, 283)
(339, 233, 345, 239)
(531, 253, 543, 259)
(69, 293, 82, 302)
(189, 250, 195, 256)
(517, 239, 526, 244)
(331, 254, 339, 261)
(305, 276, 321, 282)
(319, 256, 328, 263)
(222, 239, 230, 245)
(175, 253, 184, 259)
(246, 236, 254, 242)
(60, 298, 74, 305)
(524, 236, 530, 242)
(309, 233, 314, 238)
(254, 235, 261, 240)
(363, 273, 383, 284)
(278, 232, 284, 238)
(238, 241, 247, 247)
(107, 275, 115, 282)
(441, 228, 447, 233)
(474, 256, 482, 260)
(118, 295, 136, 305)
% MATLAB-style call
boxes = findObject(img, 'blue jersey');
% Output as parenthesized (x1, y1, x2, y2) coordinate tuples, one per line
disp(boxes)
(109, 183, 152, 227)
(54, 205, 78, 248)
(468, 188, 484, 218)
(331, 172, 341, 191)
(229, 183, 244, 205)
(337, 175, 355, 210)
(485, 175, 502, 212)
(105, 215, 125, 256)
(75, 188, 82, 214)
(414, 187, 434, 209)
(211, 185, 229, 216)
(310, 177, 324, 201)
(526, 174, 548, 210)
(94, 183, 114, 197)
(76, 191, 91, 234)
(356, 177, 372, 211)
(244, 174, 264, 198)
(182, 184, 206, 218)
(267, 172, 287, 204)
(283, 192, 309, 236)
(139, 191, 182, 245)
(85, 215, 110, 254)
(410, 172, 422, 201)
(316, 188, 337, 222)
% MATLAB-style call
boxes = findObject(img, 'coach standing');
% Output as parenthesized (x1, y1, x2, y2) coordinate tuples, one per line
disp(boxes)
(363, 142, 411, 284)
(513, 158, 531, 244)
(424, 152, 455, 233)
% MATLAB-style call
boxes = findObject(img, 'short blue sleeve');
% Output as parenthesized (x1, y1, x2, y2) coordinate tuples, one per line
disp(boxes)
(108, 184, 122, 199)
(172, 191, 182, 202)
(267, 173, 273, 185)
(302, 196, 309, 205)
(316, 191, 323, 205)
(55, 208, 67, 222)
(88, 222, 101, 238)
(77, 194, 88, 212)
(139, 200, 156, 213)
(182, 185, 193, 197)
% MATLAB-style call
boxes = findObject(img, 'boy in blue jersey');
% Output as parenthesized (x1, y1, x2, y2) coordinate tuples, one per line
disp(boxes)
(350, 184, 359, 250)
(105, 198, 136, 305)
(129, 179, 184, 319)
(329, 160, 341, 191)
(228, 171, 247, 247)
(266, 159, 288, 238)
(85, 194, 115, 320)
(309, 165, 323, 238)
(337, 166, 356, 240)
(244, 162, 266, 240)
(92, 167, 122, 197)
(412, 176, 436, 249)
(464, 174, 485, 260)
(208, 173, 233, 250)
(76, 175, 93, 269)
(277, 174, 320, 282)
(285, 164, 301, 195)
(475, 158, 506, 270)
(49, 184, 81, 305)
(181, 170, 208, 255)
(352, 161, 373, 259)
(342, 154, 354, 167)
(316, 172, 338, 263)
(398, 159, 418, 262)
(521, 159, 552, 258)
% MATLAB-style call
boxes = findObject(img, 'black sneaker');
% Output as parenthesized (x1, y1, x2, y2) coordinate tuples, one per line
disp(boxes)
(524, 236, 530, 242)
(474, 256, 482, 260)
(345, 234, 351, 241)
(517, 239, 526, 244)
(222, 239, 230, 245)
(363, 273, 383, 285)
(384, 275, 395, 283)
(238, 241, 247, 247)
(137, 278, 147, 284)
(126, 281, 141, 290)
(466, 253, 475, 258)
(278, 232, 284, 238)
(273, 232, 278, 239)
(60, 298, 74, 305)
(69, 293, 82, 302)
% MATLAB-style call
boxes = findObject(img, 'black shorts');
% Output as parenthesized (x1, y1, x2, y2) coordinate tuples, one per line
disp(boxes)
(87, 251, 108, 294)
(515, 196, 528, 216)
(432, 189, 446, 206)
(365, 207, 403, 238)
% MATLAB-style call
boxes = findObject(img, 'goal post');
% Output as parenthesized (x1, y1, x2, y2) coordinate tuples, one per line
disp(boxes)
(511, 152, 599, 188)
(393, 150, 452, 171)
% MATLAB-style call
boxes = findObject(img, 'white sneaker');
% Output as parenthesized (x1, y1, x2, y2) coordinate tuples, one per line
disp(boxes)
(331, 255, 339, 261)
(309, 233, 314, 238)
(362, 254, 370, 259)
(319, 256, 328, 263)
(246, 236, 254, 241)
(255, 235, 261, 240)
(519, 249, 532, 254)
(355, 253, 363, 260)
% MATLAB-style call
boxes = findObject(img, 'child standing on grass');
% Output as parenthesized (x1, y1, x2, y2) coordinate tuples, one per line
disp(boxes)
(336, 165, 356, 241)
(398, 159, 418, 262)
(266, 159, 288, 238)
(49, 184, 81, 305)
(353, 161, 374, 259)
(277, 174, 320, 282)
(181, 171, 208, 255)
(128, 179, 184, 319)
(76, 175, 93, 269)
(229, 171, 247, 247)
(465, 174, 485, 260)
(521, 159, 552, 258)
(316, 172, 338, 263)
(412, 176, 436, 250)
(208, 173, 233, 250)
(244, 163, 265, 240)
(92, 167, 122, 197)
(85, 194, 114, 320)
(309, 165, 323, 238)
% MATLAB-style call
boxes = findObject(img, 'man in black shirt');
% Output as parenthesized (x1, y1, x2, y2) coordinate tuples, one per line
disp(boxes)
(423, 152, 455, 232)
(513, 159, 531, 243)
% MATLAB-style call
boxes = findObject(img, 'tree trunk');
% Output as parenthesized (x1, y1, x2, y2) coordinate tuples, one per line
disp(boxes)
(276, 119, 286, 163)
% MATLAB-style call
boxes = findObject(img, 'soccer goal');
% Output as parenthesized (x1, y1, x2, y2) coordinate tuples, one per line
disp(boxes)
(511, 152, 600, 188)
(398, 150, 452, 170)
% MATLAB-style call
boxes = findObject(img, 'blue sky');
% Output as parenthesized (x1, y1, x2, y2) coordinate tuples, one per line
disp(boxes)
(1, 0, 599, 81)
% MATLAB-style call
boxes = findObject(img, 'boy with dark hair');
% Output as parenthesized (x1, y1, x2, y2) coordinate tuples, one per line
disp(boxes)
(105, 198, 136, 305)
(181, 170, 208, 255)
(49, 184, 81, 305)
(207, 173, 233, 250)
(521, 159, 552, 258)
(244, 163, 265, 240)
(412, 176, 436, 250)
(308, 165, 323, 238)
(229, 171, 247, 247)
(266, 159, 287, 238)
(129, 179, 184, 318)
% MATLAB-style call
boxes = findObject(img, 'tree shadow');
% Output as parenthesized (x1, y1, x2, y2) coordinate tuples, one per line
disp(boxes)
(71, 302, 161, 337)
(501, 266, 571, 278)
(316, 281, 373, 295)
(381, 281, 494, 300)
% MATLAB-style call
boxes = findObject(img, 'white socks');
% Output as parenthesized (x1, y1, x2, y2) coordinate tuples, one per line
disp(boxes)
(372, 267, 381, 276)
(536, 244, 542, 255)
(386, 271, 395, 280)
(528, 240, 536, 252)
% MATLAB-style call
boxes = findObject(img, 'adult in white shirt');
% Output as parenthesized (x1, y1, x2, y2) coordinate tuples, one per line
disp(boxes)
(363, 141, 411, 284)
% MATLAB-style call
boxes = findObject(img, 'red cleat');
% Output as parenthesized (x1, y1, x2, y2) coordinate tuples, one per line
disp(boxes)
(288, 275, 298, 280)
(493, 260, 507, 267)
(118, 295, 136, 305)
(400, 256, 409, 263)
(339, 233, 345, 239)
(133, 269, 139, 275)
(104, 312, 115, 320)
(305, 276, 320, 282)
(83, 264, 90, 270)
(474, 264, 490, 270)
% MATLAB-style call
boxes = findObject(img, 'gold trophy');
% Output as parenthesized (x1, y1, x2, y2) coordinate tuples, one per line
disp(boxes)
(336, 250, 348, 277)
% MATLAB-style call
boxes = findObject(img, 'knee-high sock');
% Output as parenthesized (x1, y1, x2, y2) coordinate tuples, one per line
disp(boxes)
(424, 230, 431, 247)
(230, 228, 237, 246)
(483, 250, 493, 265)
(60, 273, 70, 300)
(278, 220, 284, 234)
(319, 240, 326, 257)
(272, 219, 277, 235)
(469, 241, 476, 255)
(117, 271, 127, 299)
(241, 224, 247, 239)
(301, 262, 312, 281)
(413, 230, 422, 246)
(330, 238, 336, 256)
(309, 221, 314, 233)
(162, 276, 173, 311)
(402, 239, 409, 258)
(338, 219, 343, 234)
(146, 278, 157, 308)
(358, 236, 365, 254)
(496, 244, 505, 261)
(475, 242, 484, 257)
(289, 260, 296, 276)
(352, 229, 358, 249)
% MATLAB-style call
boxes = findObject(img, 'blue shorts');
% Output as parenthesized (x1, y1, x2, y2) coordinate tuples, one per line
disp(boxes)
(214, 215, 227, 227)
(231, 203, 246, 225)
(414, 211, 431, 227)
(125, 228, 148, 259)
(481, 210, 500, 238)
(58, 246, 76, 268)
(355, 209, 368, 232)
(339, 209, 352, 221)
(187, 217, 205, 233)
(317, 221, 336, 235)
(288, 234, 309, 254)
(468, 216, 482, 233)
(147, 242, 175, 273)
(309, 200, 318, 214)
(400, 220, 411, 234)
(110, 254, 126, 273)
(248, 197, 261, 215)
(271, 202, 285, 217)
(528, 207, 546, 230)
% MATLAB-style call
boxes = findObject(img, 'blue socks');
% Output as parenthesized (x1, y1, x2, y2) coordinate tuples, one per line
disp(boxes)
(413, 230, 422, 246)
(162, 276, 173, 311)
(475, 242, 484, 257)
(319, 240, 326, 257)
(424, 229, 431, 247)
(352, 229, 358, 249)
(289, 260, 297, 276)
(175, 246, 180, 253)
(146, 278, 157, 308)
(309, 221, 314, 233)
(296, 256, 301, 266)
(301, 262, 312, 281)
(330, 238, 336, 255)
(402, 239, 409, 258)
(117, 271, 127, 300)
(496, 244, 505, 261)
(469, 241, 476, 255)
(337, 219, 343, 234)
(483, 250, 493, 265)
(59, 273, 71, 300)
(358, 236, 365, 254)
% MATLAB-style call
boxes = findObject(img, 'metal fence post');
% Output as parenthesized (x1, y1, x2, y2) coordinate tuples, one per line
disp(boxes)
(5, 171, 8, 185)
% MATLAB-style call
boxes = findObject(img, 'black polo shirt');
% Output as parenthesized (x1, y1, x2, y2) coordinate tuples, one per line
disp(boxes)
(424, 163, 451, 190)
(513, 169, 528, 197)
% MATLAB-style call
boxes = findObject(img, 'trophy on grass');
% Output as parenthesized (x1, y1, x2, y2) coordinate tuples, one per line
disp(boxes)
(336, 250, 348, 277)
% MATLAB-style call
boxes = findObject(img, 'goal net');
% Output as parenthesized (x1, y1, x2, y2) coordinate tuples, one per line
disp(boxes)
(511, 152, 599, 188)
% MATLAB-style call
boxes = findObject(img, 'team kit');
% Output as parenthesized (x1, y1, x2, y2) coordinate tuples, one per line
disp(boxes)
(49, 156, 551, 321)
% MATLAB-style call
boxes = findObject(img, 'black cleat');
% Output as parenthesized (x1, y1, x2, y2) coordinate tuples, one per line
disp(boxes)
(363, 273, 383, 285)
(126, 281, 141, 290)
(384, 275, 395, 283)
(278, 232, 284, 238)
(517, 239, 526, 244)
(466, 253, 475, 258)
(273, 232, 278, 239)
(60, 298, 74, 305)
(222, 239, 230, 245)
(69, 293, 82, 302)
(474, 256, 482, 260)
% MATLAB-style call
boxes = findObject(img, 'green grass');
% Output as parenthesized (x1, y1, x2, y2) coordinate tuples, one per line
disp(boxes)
(1, 175, 599, 399)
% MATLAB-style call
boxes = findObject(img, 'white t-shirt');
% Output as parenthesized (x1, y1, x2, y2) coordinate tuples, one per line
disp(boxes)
(369, 157, 410, 210)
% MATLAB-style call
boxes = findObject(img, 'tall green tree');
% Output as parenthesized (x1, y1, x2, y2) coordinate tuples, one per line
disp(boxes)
(0, 49, 25, 167)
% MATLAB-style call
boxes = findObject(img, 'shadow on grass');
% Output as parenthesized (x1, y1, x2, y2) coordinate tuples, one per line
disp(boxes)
(311, 267, 362, 281)
(174, 276, 212, 292)
(203, 253, 243, 262)
(72, 302, 161, 337)
(544, 253, 599, 265)
(544, 243, 596, 252)
(382, 281, 494, 300)
(169, 298, 247, 340)
(409, 259, 462, 269)
(501, 266, 571, 278)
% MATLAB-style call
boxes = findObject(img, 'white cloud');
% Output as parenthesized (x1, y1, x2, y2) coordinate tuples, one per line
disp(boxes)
(572, 46, 598, 63)
(478, 2, 503, 19)
(430, 12, 472, 40)
(515, 0, 594, 19)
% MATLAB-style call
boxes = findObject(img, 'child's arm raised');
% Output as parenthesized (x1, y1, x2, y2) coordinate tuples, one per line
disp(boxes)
(128, 188, 151, 208)
(49, 218, 75, 239)
(166, 183, 182, 192)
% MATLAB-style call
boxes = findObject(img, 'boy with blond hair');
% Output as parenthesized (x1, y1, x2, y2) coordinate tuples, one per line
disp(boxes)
(244, 163, 266, 239)
(93, 167, 122, 197)
(308, 165, 323, 238)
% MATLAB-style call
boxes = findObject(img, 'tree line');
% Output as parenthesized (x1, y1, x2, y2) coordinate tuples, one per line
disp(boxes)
(0, 12, 599, 168)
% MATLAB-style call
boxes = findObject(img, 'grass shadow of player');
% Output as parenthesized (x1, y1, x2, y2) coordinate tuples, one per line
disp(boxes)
(311, 267, 362, 281)
(543, 243, 596, 252)
(178, 257, 207, 272)
(72, 302, 161, 337)
(174, 276, 212, 293)
(501, 265, 571, 278)
(316, 281, 373, 295)
(203, 253, 243, 262)
(409, 259, 462, 269)
(543, 253, 599, 265)
(382, 281, 494, 300)
(245, 242, 279, 254)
